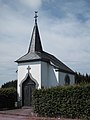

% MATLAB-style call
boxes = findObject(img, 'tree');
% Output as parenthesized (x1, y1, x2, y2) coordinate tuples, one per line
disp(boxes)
(75, 72, 90, 84)
(1, 80, 17, 90)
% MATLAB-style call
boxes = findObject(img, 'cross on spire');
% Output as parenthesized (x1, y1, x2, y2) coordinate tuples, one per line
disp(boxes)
(34, 11, 38, 24)
(27, 66, 31, 73)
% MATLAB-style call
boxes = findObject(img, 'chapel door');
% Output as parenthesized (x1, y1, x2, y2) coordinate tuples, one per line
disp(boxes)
(22, 76, 36, 106)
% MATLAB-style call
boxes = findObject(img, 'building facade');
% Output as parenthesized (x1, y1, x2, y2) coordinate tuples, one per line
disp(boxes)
(16, 13, 75, 106)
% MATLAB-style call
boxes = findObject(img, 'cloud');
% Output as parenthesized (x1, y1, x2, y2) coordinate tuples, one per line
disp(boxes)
(38, 6, 90, 73)
(0, 3, 32, 36)
(0, 0, 90, 86)
(19, 0, 42, 9)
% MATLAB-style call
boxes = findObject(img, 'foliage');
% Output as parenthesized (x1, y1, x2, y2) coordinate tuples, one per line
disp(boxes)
(1, 80, 17, 89)
(75, 72, 90, 84)
(33, 84, 90, 119)
(0, 87, 17, 109)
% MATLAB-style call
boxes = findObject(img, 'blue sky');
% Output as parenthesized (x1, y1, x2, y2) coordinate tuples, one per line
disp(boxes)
(0, 0, 90, 86)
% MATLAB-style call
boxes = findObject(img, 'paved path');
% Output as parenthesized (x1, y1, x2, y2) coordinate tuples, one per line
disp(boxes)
(0, 108, 35, 117)
(0, 114, 30, 120)
(0, 108, 34, 120)
(0, 108, 80, 120)
(0, 114, 80, 120)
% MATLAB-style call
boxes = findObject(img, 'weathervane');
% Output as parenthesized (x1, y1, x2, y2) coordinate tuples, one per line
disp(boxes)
(34, 11, 38, 24)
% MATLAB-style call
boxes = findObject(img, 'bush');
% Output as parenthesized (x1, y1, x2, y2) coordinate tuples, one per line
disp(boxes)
(0, 87, 17, 109)
(33, 84, 90, 119)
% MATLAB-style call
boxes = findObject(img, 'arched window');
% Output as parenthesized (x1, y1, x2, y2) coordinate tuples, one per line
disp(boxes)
(65, 74, 70, 85)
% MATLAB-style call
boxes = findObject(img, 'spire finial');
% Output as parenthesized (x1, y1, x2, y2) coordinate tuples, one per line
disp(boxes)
(34, 11, 38, 24)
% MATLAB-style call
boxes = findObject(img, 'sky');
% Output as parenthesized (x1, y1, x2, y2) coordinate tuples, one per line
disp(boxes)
(0, 0, 90, 86)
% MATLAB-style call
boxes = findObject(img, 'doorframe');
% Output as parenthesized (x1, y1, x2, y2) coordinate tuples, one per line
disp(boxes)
(22, 76, 36, 106)
(19, 72, 39, 106)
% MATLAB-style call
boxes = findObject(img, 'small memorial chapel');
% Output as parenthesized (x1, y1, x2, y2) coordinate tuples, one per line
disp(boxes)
(15, 12, 75, 106)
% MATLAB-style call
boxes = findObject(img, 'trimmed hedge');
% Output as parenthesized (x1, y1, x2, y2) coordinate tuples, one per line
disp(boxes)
(0, 87, 17, 109)
(33, 84, 90, 119)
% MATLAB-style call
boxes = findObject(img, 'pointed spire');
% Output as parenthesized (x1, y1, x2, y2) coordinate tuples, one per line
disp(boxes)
(28, 12, 43, 53)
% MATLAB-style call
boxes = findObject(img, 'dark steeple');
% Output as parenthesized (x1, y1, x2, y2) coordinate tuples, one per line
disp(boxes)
(28, 11, 43, 53)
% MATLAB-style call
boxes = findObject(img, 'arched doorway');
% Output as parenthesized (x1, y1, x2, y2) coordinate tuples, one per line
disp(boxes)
(22, 75, 36, 106)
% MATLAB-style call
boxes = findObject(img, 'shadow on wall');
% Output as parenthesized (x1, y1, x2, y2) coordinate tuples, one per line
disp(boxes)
(48, 66, 58, 87)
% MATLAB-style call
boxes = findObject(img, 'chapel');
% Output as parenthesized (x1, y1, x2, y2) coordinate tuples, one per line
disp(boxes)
(16, 12, 75, 106)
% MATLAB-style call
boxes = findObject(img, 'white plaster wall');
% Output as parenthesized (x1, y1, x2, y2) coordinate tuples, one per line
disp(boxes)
(59, 72, 75, 86)
(41, 62, 59, 88)
(17, 61, 41, 100)
(48, 65, 58, 87)
(41, 62, 48, 88)
(69, 74, 75, 85)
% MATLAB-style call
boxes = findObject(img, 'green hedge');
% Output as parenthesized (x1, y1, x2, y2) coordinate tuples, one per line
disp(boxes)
(33, 85, 90, 119)
(0, 87, 17, 109)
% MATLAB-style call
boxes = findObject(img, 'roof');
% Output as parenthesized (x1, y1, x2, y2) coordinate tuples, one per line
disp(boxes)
(16, 51, 75, 74)
(28, 23, 43, 53)
(15, 13, 75, 74)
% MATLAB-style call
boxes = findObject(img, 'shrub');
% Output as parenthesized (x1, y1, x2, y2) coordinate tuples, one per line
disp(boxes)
(0, 87, 17, 109)
(33, 84, 90, 119)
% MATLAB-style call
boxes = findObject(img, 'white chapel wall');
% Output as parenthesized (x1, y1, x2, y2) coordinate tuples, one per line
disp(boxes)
(48, 65, 58, 87)
(41, 62, 48, 88)
(17, 61, 41, 99)
(41, 62, 59, 88)
(59, 72, 75, 86)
